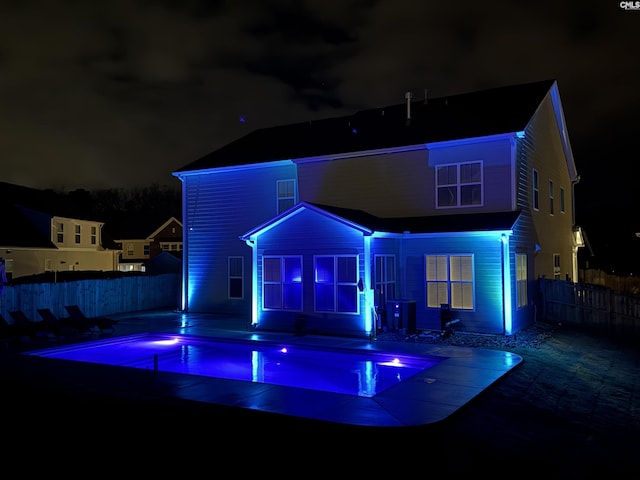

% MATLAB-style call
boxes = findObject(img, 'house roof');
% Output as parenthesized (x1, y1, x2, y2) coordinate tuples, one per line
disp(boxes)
(1, 204, 56, 248)
(147, 216, 182, 240)
(114, 216, 183, 243)
(241, 202, 521, 240)
(0, 182, 91, 249)
(0, 182, 96, 219)
(313, 203, 522, 234)
(176, 79, 556, 173)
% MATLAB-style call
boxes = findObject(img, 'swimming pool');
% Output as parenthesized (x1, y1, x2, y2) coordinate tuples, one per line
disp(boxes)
(26, 333, 443, 398)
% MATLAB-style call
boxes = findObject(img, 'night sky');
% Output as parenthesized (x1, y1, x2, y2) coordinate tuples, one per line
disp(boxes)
(1, 1, 639, 261)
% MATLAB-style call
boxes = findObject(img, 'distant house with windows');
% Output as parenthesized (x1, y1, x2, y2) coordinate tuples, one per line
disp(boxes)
(0, 182, 119, 280)
(115, 216, 183, 272)
(173, 79, 584, 337)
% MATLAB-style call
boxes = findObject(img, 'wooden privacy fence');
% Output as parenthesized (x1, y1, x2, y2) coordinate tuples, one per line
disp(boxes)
(538, 277, 640, 338)
(0, 273, 180, 322)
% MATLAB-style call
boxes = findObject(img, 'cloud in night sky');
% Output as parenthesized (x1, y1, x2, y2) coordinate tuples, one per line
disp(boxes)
(1, 0, 638, 222)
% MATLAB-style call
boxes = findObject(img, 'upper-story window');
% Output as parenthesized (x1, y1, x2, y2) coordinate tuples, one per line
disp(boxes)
(560, 187, 565, 213)
(532, 169, 539, 210)
(90, 226, 97, 245)
(549, 180, 554, 215)
(143, 245, 150, 256)
(436, 161, 482, 208)
(57, 222, 64, 243)
(277, 179, 296, 214)
(75, 225, 81, 244)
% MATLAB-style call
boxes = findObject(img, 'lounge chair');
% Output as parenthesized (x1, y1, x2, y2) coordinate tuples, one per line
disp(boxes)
(63, 305, 118, 333)
(8, 310, 53, 339)
(1, 314, 20, 342)
(36, 308, 81, 337)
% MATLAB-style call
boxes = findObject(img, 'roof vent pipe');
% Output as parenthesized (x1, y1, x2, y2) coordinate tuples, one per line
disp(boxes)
(405, 91, 413, 120)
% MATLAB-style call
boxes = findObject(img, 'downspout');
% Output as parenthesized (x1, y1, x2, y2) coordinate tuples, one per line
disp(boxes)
(571, 175, 582, 283)
(400, 231, 409, 299)
(501, 233, 513, 335)
(244, 237, 258, 326)
(179, 175, 188, 312)
(363, 234, 373, 337)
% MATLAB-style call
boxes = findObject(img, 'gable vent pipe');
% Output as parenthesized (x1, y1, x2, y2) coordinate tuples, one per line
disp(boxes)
(405, 91, 413, 120)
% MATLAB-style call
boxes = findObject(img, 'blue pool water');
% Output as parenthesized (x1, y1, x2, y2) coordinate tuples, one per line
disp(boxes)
(26, 333, 443, 397)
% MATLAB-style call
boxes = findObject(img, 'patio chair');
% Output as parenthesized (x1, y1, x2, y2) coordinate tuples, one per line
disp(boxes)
(1, 314, 20, 342)
(8, 310, 53, 339)
(36, 308, 80, 337)
(63, 305, 118, 333)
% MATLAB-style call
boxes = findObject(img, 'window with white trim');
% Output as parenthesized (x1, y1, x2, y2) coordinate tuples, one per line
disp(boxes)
(560, 187, 565, 213)
(516, 253, 527, 308)
(75, 224, 81, 244)
(436, 161, 482, 208)
(553, 254, 561, 280)
(533, 169, 539, 210)
(277, 179, 296, 214)
(314, 255, 358, 313)
(229, 256, 244, 299)
(57, 222, 64, 243)
(263, 256, 302, 310)
(426, 254, 474, 309)
(90, 226, 97, 245)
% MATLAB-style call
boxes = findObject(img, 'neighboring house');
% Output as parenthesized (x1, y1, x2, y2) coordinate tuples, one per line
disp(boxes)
(143, 250, 182, 276)
(173, 79, 584, 337)
(0, 182, 119, 280)
(115, 216, 183, 272)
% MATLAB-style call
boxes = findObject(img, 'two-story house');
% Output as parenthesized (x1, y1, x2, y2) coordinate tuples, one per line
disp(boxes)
(115, 216, 183, 272)
(173, 79, 583, 337)
(0, 182, 119, 280)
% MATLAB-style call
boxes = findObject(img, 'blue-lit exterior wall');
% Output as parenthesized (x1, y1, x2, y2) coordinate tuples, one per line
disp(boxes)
(177, 88, 577, 336)
(293, 134, 537, 334)
(250, 208, 370, 337)
(392, 233, 506, 334)
(249, 207, 525, 336)
(180, 162, 297, 314)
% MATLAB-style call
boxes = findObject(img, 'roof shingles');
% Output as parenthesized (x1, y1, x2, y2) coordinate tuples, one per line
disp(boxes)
(175, 79, 555, 173)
